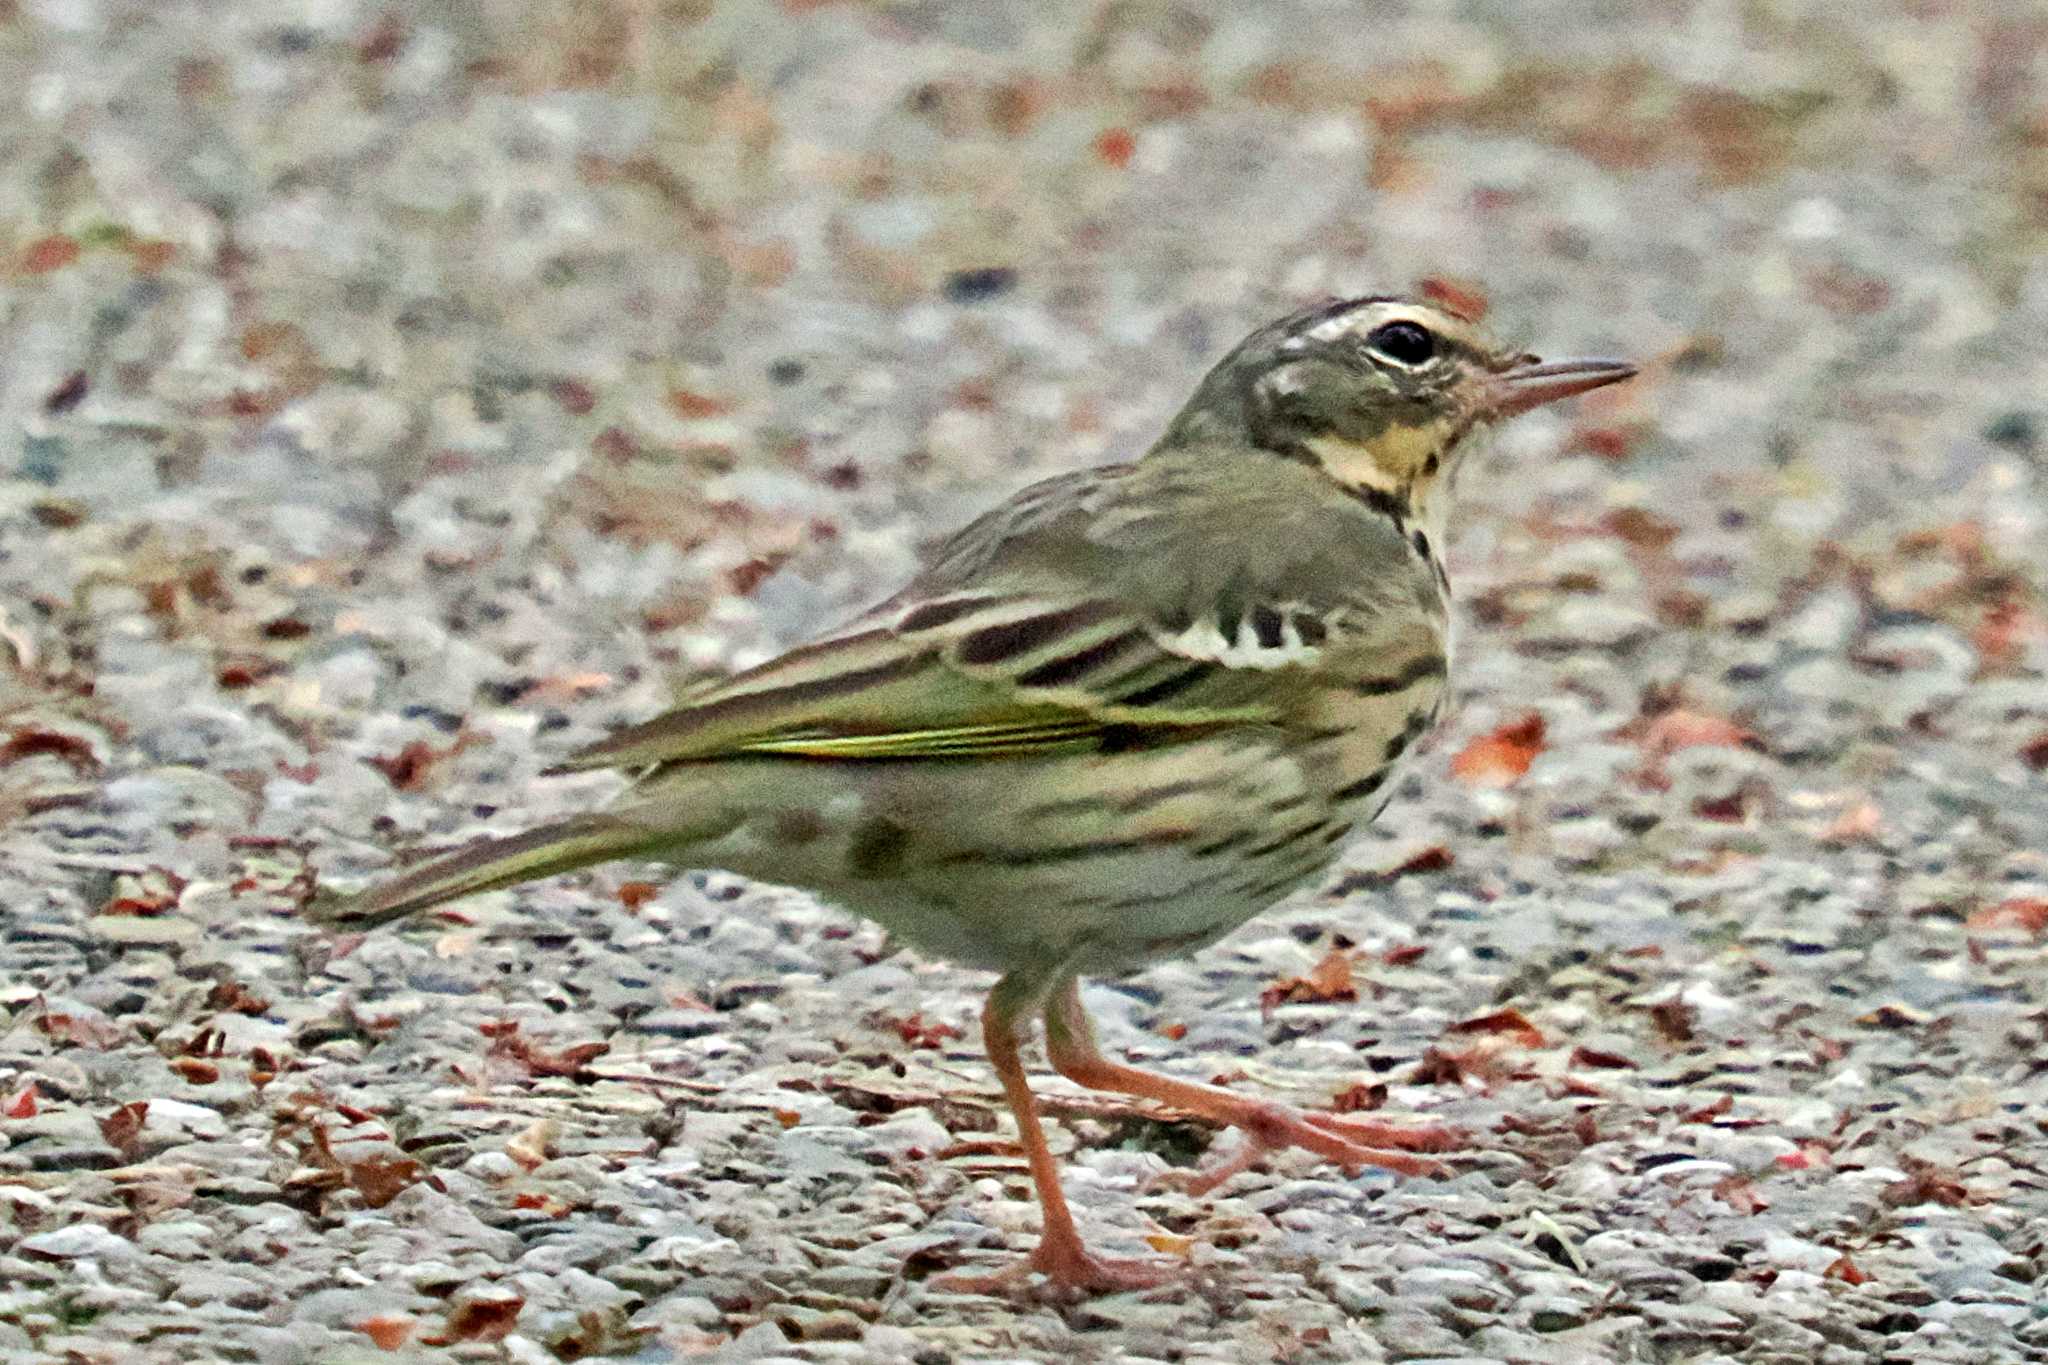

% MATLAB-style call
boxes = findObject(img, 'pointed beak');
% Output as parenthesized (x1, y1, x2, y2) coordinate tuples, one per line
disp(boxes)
(1486, 356, 1638, 419)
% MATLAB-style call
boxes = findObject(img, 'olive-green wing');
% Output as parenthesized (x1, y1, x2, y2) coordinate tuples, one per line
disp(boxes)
(551, 588, 1306, 772)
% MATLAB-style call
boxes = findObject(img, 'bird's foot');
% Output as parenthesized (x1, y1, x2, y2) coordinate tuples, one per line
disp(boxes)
(931, 1235, 1176, 1297)
(1161, 1102, 1464, 1197)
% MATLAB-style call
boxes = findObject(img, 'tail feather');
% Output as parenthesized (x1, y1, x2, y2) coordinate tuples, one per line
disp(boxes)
(310, 815, 661, 931)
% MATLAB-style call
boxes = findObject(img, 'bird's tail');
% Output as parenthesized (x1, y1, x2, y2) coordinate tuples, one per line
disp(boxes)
(308, 815, 665, 932)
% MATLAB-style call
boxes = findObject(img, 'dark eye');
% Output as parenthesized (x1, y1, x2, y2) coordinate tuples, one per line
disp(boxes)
(1366, 321, 1435, 366)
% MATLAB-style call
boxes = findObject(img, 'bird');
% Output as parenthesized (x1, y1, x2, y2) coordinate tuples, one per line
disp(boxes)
(312, 294, 1636, 1294)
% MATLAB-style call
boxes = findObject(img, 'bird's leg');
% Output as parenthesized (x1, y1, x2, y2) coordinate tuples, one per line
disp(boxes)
(930, 973, 1172, 1296)
(1043, 980, 1460, 1197)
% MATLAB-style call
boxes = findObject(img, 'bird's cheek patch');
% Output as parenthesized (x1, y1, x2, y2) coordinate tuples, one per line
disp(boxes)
(1305, 418, 1452, 493)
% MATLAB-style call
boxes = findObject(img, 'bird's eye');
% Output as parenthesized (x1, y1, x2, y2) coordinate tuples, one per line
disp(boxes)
(1366, 321, 1436, 367)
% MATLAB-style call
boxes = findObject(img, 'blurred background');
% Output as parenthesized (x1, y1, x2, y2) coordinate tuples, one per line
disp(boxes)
(2, 2, 2045, 1360)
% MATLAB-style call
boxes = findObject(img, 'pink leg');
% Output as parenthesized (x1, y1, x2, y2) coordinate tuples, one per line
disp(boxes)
(931, 975, 1173, 1296)
(1042, 981, 1461, 1196)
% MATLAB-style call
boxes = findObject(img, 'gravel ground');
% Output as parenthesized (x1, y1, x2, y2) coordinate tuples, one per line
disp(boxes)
(4, 2, 2048, 1362)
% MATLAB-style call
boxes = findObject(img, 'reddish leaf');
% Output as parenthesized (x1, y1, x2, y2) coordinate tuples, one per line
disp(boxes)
(1260, 946, 1358, 1015)
(4, 1084, 37, 1118)
(1448, 1008, 1546, 1049)
(1822, 1254, 1869, 1285)
(170, 1057, 220, 1085)
(349, 1154, 428, 1208)
(879, 1012, 962, 1050)
(1570, 1045, 1637, 1070)
(1329, 1081, 1386, 1113)
(1417, 275, 1488, 322)
(1649, 999, 1698, 1043)
(2020, 731, 2048, 771)
(1882, 1162, 1973, 1208)
(437, 1293, 524, 1344)
(616, 880, 661, 910)
(21, 235, 80, 273)
(1384, 846, 1455, 880)
(1093, 126, 1136, 167)
(1965, 898, 2048, 937)
(0, 729, 100, 773)
(38, 1009, 124, 1049)
(358, 1315, 414, 1350)
(1632, 707, 1756, 756)
(99, 1100, 149, 1154)
(1713, 1172, 1770, 1214)
(206, 980, 271, 1015)
(1381, 944, 1428, 967)
(1450, 714, 1545, 787)
(665, 388, 729, 419)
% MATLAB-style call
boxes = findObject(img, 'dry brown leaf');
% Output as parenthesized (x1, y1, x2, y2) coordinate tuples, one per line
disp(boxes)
(358, 1315, 414, 1350)
(1329, 1081, 1386, 1113)
(1712, 1172, 1770, 1214)
(1822, 1254, 1869, 1285)
(1450, 714, 1545, 787)
(1965, 898, 2048, 937)
(1448, 1008, 1547, 1049)
(99, 1100, 149, 1154)
(1649, 999, 1698, 1043)
(1882, 1161, 1973, 1208)
(432, 1293, 524, 1345)
(1260, 946, 1358, 1015)
(505, 1119, 558, 1172)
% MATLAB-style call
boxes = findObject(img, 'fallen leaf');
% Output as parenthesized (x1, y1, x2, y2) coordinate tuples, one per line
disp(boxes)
(1822, 1254, 1869, 1285)
(505, 1119, 557, 1171)
(4, 1084, 37, 1118)
(1416, 274, 1488, 321)
(358, 1316, 414, 1350)
(1260, 946, 1358, 1015)
(364, 735, 479, 791)
(1093, 126, 1136, 167)
(39, 1008, 124, 1049)
(170, 1057, 220, 1085)
(877, 1011, 963, 1050)
(349, 1154, 429, 1208)
(21, 235, 80, 273)
(1448, 1008, 1546, 1049)
(99, 1100, 149, 1155)
(665, 388, 729, 419)
(1329, 1081, 1386, 1113)
(2021, 731, 2048, 771)
(1649, 999, 1698, 1043)
(0, 728, 101, 773)
(1144, 1231, 1195, 1257)
(1882, 1161, 1972, 1208)
(616, 880, 661, 910)
(1569, 1045, 1636, 1070)
(1712, 1172, 1770, 1214)
(432, 1293, 524, 1345)
(1381, 943, 1428, 966)
(1965, 898, 2048, 937)
(206, 980, 272, 1015)
(1450, 713, 1545, 787)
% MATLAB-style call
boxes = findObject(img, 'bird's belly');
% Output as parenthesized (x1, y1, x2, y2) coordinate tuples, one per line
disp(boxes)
(687, 737, 1345, 976)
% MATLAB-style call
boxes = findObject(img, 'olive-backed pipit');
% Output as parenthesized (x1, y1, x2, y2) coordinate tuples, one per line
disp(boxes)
(315, 295, 1635, 1293)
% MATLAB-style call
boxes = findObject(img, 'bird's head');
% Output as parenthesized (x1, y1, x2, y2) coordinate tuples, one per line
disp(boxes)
(1163, 295, 1636, 524)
